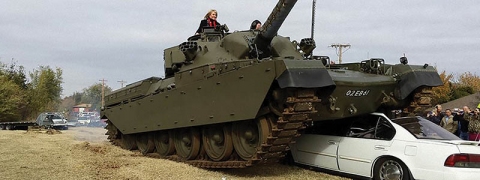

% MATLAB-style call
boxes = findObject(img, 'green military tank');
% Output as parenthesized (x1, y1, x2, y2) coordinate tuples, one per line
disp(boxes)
(101, 0, 442, 168)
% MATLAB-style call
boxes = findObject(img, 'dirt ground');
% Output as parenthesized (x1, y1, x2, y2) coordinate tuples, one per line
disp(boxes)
(0, 127, 349, 180)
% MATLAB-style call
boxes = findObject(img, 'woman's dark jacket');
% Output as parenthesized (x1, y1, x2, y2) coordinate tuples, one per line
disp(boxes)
(196, 19, 220, 34)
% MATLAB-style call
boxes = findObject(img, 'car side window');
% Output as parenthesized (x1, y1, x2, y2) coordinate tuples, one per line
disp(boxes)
(347, 115, 395, 140)
(347, 115, 378, 138)
(374, 117, 395, 140)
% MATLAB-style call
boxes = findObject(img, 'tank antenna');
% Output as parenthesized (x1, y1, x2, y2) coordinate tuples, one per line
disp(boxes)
(311, 0, 316, 40)
(310, 0, 316, 57)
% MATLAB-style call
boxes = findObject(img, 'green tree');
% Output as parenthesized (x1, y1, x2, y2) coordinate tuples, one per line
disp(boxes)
(432, 71, 480, 105)
(73, 92, 83, 105)
(0, 76, 26, 122)
(0, 61, 29, 121)
(27, 66, 63, 119)
(451, 86, 474, 100)
(457, 72, 480, 92)
(0, 60, 28, 90)
(81, 83, 112, 111)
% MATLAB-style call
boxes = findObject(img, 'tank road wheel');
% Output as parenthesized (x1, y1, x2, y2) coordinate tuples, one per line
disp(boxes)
(136, 133, 155, 155)
(174, 127, 201, 160)
(154, 130, 175, 157)
(202, 124, 234, 161)
(0, 125, 5, 130)
(120, 134, 138, 150)
(232, 117, 270, 160)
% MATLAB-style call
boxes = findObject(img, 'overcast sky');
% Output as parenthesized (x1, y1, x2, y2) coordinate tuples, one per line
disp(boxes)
(1, 0, 479, 97)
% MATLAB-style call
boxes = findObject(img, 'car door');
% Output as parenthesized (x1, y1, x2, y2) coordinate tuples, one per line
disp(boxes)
(337, 114, 395, 177)
(292, 118, 352, 170)
(294, 134, 342, 170)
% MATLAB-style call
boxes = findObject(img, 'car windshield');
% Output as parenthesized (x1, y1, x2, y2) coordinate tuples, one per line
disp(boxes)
(393, 116, 460, 140)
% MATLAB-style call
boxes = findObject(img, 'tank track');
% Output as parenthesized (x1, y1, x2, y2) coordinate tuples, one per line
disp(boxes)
(105, 89, 319, 168)
(402, 86, 434, 116)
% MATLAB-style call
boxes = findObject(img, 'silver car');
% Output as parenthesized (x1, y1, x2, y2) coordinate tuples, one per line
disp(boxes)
(36, 112, 69, 130)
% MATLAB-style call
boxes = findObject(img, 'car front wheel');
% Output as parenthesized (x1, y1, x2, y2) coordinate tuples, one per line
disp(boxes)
(373, 158, 411, 180)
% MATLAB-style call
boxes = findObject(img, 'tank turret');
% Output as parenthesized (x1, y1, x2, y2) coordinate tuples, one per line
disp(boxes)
(164, 0, 306, 77)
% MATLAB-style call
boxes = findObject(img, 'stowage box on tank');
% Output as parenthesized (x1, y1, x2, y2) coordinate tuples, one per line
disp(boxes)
(101, 0, 442, 168)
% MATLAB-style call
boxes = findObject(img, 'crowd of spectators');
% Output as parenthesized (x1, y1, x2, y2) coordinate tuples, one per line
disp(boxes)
(426, 104, 480, 140)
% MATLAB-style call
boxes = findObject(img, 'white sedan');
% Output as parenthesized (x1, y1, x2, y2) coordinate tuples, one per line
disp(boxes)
(289, 112, 480, 180)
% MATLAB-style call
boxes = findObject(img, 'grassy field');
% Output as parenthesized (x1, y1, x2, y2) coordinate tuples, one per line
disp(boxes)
(0, 127, 349, 180)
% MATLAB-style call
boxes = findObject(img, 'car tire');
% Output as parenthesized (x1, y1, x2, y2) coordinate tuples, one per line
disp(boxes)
(6, 125, 14, 130)
(373, 157, 411, 180)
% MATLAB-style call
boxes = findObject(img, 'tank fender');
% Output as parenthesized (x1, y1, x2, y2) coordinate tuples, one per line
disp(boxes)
(276, 68, 336, 88)
(275, 60, 335, 89)
(396, 70, 443, 99)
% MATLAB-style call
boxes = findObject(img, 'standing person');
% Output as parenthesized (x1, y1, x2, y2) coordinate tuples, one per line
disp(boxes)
(440, 109, 457, 134)
(195, 9, 220, 35)
(426, 104, 444, 125)
(454, 106, 470, 140)
(250, 20, 262, 30)
(468, 108, 480, 141)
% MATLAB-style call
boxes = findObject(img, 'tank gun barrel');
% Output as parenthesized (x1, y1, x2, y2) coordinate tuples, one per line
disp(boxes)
(260, 0, 298, 39)
(253, 0, 298, 59)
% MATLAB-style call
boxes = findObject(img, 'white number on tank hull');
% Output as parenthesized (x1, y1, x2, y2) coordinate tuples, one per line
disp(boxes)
(345, 90, 370, 97)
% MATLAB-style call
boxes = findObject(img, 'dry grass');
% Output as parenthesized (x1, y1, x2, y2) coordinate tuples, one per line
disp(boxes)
(0, 127, 350, 180)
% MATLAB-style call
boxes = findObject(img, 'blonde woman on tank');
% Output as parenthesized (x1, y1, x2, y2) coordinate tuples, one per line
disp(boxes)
(195, 9, 220, 35)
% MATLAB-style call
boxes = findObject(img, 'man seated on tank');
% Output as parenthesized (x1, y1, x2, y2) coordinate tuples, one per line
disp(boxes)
(195, 9, 220, 35)
(250, 20, 262, 30)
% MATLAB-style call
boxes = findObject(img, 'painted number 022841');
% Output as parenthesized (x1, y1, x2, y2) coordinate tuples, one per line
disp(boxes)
(345, 90, 370, 97)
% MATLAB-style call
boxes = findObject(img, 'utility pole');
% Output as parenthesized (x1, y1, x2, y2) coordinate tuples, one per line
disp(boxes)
(99, 79, 107, 108)
(330, 43, 351, 64)
(117, 80, 127, 88)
